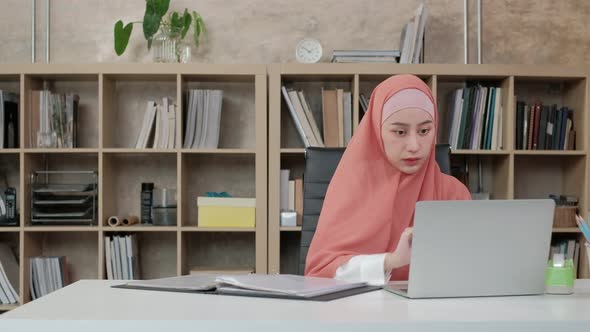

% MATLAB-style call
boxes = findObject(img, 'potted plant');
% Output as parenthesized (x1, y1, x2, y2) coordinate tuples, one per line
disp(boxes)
(114, 0, 205, 62)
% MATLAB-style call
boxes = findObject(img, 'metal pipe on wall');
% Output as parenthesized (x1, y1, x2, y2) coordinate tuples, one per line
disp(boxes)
(31, 0, 35, 63)
(464, 0, 468, 64)
(45, 0, 50, 63)
(477, 0, 482, 64)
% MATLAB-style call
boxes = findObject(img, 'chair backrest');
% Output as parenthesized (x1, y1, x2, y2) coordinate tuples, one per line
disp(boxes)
(297, 143, 451, 275)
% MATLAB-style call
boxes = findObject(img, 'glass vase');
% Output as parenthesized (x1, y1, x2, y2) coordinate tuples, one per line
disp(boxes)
(152, 28, 181, 63)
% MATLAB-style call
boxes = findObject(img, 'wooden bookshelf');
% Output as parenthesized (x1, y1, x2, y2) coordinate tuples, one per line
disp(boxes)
(268, 64, 589, 280)
(0, 64, 268, 309)
(1, 63, 590, 311)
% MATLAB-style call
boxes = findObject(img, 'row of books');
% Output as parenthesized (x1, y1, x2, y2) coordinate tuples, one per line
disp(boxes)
(135, 97, 177, 149)
(0, 91, 19, 149)
(105, 234, 140, 280)
(30, 90, 79, 148)
(515, 101, 574, 150)
(282, 86, 352, 148)
(399, 2, 428, 64)
(183, 89, 223, 149)
(30, 256, 68, 300)
(0, 243, 18, 304)
(279, 169, 303, 227)
(331, 50, 400, 63)
(549, 239, 582, 274)
(443, 86, 503, 150)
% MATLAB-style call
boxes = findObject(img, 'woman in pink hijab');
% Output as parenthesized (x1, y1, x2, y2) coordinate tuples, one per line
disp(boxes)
(305, 74, 471, 284)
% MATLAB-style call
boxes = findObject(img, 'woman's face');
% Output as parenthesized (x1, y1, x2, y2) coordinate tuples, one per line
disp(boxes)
(380, 107, 435, 174)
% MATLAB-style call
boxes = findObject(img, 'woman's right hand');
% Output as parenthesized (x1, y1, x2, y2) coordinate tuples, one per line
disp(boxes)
(384, 227, 413, 273)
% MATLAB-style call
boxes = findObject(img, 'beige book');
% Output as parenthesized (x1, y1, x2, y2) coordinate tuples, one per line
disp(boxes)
(337, 89, 344, 147)
(29, 90, 41, 147)
(297, 91, 324, 147)
(321, 89, 339, 147)
(288, 90, 317, 146)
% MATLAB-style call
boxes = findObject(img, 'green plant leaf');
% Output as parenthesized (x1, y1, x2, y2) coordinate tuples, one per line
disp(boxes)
(143, 10, 161, 50)
(148, 0, 170, 17)
(114, 20, 133, 56)
(181, 9, 191, 39)
(192, 11, 204, 48)
(169, 11, 182, 34)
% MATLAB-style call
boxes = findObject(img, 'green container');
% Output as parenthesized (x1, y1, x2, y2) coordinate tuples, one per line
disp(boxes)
(545, 259, 575, 294)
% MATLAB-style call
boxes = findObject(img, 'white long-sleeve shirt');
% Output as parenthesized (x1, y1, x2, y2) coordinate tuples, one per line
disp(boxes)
(334, 253, 392, 286)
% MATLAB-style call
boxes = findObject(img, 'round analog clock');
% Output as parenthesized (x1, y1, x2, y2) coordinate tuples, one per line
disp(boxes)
(295, 38, 323, 63)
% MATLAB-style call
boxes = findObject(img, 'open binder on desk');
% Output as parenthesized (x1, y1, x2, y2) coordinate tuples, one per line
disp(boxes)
(112, 274, 381, 301)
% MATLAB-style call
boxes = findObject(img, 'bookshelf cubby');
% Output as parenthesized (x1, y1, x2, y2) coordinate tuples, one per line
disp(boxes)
(102, 152, 177, 226)
(268, 64, 589, 280)
(102, 74, 177, 149)
(0, 64, 268, 309)
(0, 231, 19, 311)
(180, 232, 256, 275)
(23, 74, 99, 149)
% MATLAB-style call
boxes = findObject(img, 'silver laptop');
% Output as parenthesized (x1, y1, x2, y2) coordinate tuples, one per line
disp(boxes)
(385, 199, 555, 299)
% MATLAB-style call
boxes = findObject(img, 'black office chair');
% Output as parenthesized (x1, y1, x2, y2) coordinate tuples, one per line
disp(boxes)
(297, 143, 452, 275)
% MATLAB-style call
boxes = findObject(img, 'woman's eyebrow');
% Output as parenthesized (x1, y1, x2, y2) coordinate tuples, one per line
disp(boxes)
(390, 120, 433, 126)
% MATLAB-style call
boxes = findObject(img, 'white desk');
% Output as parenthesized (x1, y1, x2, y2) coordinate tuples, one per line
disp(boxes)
(1, 279, 590, 331)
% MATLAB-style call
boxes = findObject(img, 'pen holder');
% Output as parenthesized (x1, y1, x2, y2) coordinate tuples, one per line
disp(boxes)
(545, 259, 575, 295)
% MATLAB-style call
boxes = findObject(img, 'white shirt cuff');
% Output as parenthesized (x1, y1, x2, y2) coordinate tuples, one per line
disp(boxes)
(334, 253, 389, 286)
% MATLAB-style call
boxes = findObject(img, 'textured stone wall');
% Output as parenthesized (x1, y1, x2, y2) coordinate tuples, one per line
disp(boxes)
(1, 0, 588, 64)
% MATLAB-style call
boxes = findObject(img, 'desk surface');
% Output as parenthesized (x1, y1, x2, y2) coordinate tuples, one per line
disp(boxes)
(2, 279, 590, 331)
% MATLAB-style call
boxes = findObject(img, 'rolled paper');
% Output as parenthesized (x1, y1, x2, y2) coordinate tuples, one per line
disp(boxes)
(107, 216, 122, 227)
(122, 215, 139, 226)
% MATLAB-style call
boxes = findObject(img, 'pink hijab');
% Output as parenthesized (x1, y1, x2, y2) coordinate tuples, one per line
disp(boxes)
(305, 74, 471, 281)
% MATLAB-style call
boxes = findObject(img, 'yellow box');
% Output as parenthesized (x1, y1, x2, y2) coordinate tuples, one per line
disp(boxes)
(197, 197, 255, 228)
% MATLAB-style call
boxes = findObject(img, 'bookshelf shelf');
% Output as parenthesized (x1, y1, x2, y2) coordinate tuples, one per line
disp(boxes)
(451, 149, 509, 155)
(23, 226, 99, 232)
(0, 304, 19, 311)
(280, 227, 302, 232)
(0, 149, 20, 154)
(280, 148, 306, 155)
(103, 226, 178, 232)
(23, 148, 100, 153)
(181, 227, 256, 232)
(102, 148, 177, 154)
(180, 148, 256, 155)
(553, 228, 582, 233)
(513, 150, 586, 156)
(0, 227, 20, 233)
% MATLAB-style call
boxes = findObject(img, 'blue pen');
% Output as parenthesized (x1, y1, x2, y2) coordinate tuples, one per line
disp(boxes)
(577, 215, 590, 242)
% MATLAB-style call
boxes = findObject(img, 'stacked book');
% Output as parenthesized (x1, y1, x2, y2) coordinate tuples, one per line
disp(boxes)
(515, 101, 574, 150)
(29, 90, 79, 148)
(183, 89, 223, 149)
(135, 97, 177, 149)
(0, 90, 19, 149)
(282, 86, 352, 148)
(0, 243, 19, 304)
(330, 50, 400, 63)
(29, 256, 68, 300)
(279, 169, 303, 227)
(104, 234, 140, 280)
(399, 2, 429, 64)
(443, 86, 503, 150)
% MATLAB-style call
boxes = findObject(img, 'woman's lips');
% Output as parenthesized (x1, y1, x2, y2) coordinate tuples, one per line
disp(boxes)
(403, 158, 420, 166)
